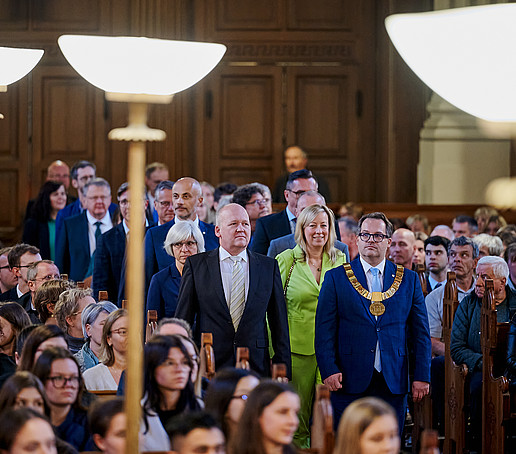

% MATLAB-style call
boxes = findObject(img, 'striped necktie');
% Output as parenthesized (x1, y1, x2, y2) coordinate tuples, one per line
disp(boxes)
(229, 256, 245, 330)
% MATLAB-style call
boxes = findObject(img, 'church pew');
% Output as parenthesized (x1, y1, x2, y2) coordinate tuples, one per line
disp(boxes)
(98, 290, 108, 301)
(235, 347, 250, 370)
(272, 363, 288, 383)
(415, 264, 428, 297)
(310, 385, 334, 454)
(90, 389, 118, 401)
(443, 272, 468, 454)
(419, 429, 439, 454)
(199, 333, 215, 381)
(145, 310, 158, 343)
(481, 279, 513, 454)
(61, 274, 68, 281)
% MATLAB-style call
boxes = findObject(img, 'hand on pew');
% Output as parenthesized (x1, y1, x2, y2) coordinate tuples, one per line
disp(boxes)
(323, 372, 342, 391)
(412, 380, 430, 402)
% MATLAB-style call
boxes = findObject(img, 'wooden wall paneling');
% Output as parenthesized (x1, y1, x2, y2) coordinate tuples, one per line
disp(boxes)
(215, 0, 284, 31)
(286, 66, 359, 203)
(31, 0, 102, 32)
(286, 0, 356, 31)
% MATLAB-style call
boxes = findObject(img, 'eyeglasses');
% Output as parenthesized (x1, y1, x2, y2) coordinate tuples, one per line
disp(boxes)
(157, 201, 173, 208)
(246, 199, 269, 207)
(358, 232, 389, 243)
(118, 199, 129, 206)
(172, 241, 197, 249)
(287, 189, 306, 197)
(0, 265, 9, 270)
(47, 376, 80, 388)
(32, 274, 61, 282)
(231, 394, 249, 401)
(110, 328, 128, 336)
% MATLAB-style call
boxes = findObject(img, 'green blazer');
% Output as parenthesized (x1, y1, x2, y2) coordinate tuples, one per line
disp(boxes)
(276, 245, 346, 355)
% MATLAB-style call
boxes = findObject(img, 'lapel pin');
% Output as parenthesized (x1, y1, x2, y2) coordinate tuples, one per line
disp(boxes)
(392, 274, 395, 278)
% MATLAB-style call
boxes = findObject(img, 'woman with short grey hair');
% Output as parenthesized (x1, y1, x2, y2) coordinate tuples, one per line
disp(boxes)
(147, 221, 205, 319)
(74, 301, 118, 372)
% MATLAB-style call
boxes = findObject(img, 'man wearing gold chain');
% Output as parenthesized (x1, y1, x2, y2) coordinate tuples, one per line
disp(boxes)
(315, 212, 431, 433)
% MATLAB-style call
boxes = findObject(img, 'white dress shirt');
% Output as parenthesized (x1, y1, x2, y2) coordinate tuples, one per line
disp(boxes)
(219, 247, 250, 305)
(86, 211, 113, 256)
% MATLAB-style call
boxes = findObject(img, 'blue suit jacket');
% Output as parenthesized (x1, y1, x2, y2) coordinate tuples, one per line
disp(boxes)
(267, 233, 350, 261)
(144, 219, 218, 291)
(55, 211, 91, 282)
(146, 264, 182, 319)
(251, 209, 341, 255)
(315, 258, 431, 395)
(91, 223, 126, 304)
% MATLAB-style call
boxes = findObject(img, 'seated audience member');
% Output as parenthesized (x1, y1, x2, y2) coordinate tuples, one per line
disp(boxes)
(0, 407, 57, 454)
(424, 235, 450, 293)
(213, 183, 238, 212)
(1, 244, 41, 303)
(0, 247, 17, 295)
(451, 256, 516, 448)
(11, 326, 37, 366)
(412, 231, 428, 268)
(153, 180, 175, 226)
(56, 178, 114, 282)
(485, 214, 507, 236)
(338, 217, 358, 261)
(229, 381, 300, 454)
(473, 233, 504, 258)
(33, 279, 75, 326)
(74, 301, 117, 373)
(337, 202, 363, 222)
(199, 181, 216, 225)
(505, 243, 516, 292)
(232, 184, 270, 235)
(147, 221, 205, 319)
(406, 214, 430, 235)
(179, 335, 202, 398)
(23, 181, 68, 261)
(474, 206, 499, 234)
(204, 368, 260, 443)
(33, 347, 93, 451)
(88, 397, 126, 454)
(334, 397, 400, 454)
(252, 183, 272, 216)
(498, 227, 516, 252)
(389, 228, 416, 269)
(145, 162, 169, 224)
(0, 371, 49, 415)
(452, 215, 478, 238)
(140, 335, 202, 452)
(430, 224, 454, 242)
(166, 411, 226, 454)
(24, 260, 62, 324)
(54, 289, 96, 354)
(83, 309, 127, 391)
(18, 325, 67, 372)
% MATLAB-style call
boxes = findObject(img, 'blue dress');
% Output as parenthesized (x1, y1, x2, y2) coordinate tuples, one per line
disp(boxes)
(146, 264, 182, 319)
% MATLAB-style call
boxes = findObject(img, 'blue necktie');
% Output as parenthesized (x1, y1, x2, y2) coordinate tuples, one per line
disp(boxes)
(370, 268, 382, 372)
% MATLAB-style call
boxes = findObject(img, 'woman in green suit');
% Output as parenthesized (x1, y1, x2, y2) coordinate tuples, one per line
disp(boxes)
(276, 204, 346, 449)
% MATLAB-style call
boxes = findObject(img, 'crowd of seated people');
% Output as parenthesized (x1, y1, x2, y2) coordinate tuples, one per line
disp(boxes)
(2, 155, 516, 453)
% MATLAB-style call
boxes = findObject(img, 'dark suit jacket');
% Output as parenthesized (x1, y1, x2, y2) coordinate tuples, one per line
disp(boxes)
(19, 292, 41, 325)
(315, 258, 431, 395)
(55, 211, 93, 282)
(147, 264, 182, 319)
(91, 223, 126, 304)
(267, 233, 350, 261)
(251, 209, 341, 255)
(22, 218, 51, 259)
(175, 249, 291, 377)
(0, 287, 20, 303)
(144, 219, 219, 291)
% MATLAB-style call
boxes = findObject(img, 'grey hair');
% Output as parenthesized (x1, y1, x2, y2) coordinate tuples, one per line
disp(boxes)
(157, 317, 192, 338)
(54, 288, 93, 334)
(472, 233, 504, 257)
(449, 236, 480, 259)
(81, 301, 118, 339)
(82, 177, 111, 197)
(163, 221, 205, 256)
(477, 256, 509, 280)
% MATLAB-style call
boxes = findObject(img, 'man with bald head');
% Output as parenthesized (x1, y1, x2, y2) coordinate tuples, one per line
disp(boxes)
(267, 191, 349, 259)
(144, 177, 219, 290)
(175, 203, 291, 376)
(389, 228, 416, 269)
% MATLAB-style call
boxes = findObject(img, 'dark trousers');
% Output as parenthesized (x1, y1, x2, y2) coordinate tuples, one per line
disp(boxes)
(330, 370, 408, 436)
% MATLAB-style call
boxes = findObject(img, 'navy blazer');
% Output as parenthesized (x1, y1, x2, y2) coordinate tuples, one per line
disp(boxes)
(147, 264, 182, 319)
(175, 249, 291, 377)
(267, 233, 350, 261)
(92, 223, 126, 304)
(315, 258, 431, 395)
(251, 209, 341, 255)
(144, 219, 218, 291)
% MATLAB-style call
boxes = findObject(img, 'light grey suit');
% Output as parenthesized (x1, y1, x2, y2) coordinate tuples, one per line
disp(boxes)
(267, 233, 349, 261)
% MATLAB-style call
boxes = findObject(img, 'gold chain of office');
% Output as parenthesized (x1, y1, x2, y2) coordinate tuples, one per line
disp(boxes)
(342, 263, 404, 316)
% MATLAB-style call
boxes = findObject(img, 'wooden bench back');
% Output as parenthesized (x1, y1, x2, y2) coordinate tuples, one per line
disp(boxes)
(98, 290, 108, 301)
(199, 333, 215, 380)
(311, 385, 334, 454)
(415, 264, 427, 297)
(235, 347, 250, 370)
(272, 363, 288, 383)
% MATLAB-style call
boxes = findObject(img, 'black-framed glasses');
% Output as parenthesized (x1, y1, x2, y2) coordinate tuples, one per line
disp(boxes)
(286, 189, 306, 197)
(172, 241, 197, 249)
(358, 232, 389, 243)
(157, 201, 172, 208)
(0, 265, 9, 270)
(32, 274, 61, 282)
(246, 199, 269, 207)
(47, 376, 80, 388)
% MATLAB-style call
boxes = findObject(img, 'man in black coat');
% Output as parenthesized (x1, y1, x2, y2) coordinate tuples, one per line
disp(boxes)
(175, 203, 291, 377)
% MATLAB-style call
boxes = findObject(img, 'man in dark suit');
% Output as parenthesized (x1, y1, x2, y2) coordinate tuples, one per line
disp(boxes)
(0, 247, 17, 296)
(0, 244, 41, 303)
(315, 212, 431, 432)
(56, 178, 113, 282)
(175, 203, 291, 377)
(144, 177, 218, 290)
(252, 169, 341, 255)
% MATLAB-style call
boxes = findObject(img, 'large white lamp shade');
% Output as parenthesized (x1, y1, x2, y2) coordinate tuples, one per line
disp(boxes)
(58, 35, 226, 96)
(385, 4, 516, 122)
(0, 46, 44, 87)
